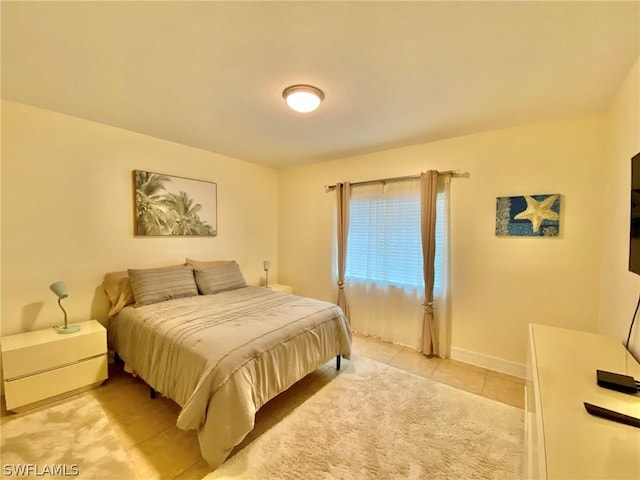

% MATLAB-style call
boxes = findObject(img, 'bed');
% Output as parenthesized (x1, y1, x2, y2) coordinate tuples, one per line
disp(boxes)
(104, 261, 352, 469)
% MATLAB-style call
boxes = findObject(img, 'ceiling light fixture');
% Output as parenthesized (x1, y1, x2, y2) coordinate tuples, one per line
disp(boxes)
(282, 84, 325, 113)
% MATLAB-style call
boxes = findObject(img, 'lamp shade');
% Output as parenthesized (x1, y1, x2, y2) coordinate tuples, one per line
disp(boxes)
(282, 85, 324, 113)
(50, 281, 69, 299)
(263, 260, 271, 270)
(49, 280, 79, 334)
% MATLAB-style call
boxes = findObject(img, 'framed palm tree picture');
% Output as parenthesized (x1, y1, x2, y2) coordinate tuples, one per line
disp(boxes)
(133, 170, 217, 236)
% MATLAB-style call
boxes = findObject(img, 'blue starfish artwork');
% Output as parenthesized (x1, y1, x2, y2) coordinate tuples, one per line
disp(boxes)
(495, 194, 561, 237)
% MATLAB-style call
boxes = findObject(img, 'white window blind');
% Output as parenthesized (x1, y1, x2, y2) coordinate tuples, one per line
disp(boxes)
(346, 179, 423, 288)
(346, 178, 443, 290)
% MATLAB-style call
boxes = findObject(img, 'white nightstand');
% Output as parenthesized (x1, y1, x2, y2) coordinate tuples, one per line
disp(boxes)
(266, 284, 293, 294)
(1, 319, 108, 412)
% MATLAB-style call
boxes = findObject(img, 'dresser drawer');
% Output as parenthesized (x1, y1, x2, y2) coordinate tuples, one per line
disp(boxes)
(1, 321, 106, 379)
(3, 354, 108, 410)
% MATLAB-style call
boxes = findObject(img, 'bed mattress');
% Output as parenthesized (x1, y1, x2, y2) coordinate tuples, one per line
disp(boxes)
(108, 286, 352, 468)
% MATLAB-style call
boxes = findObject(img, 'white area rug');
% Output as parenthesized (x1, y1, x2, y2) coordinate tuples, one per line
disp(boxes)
(206, 357, 524, 480)
(1, 395, 136, 479)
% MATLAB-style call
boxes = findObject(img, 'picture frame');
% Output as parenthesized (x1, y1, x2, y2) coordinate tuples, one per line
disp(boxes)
(495, 193, 561, 237)
(133, 170, 217, 236)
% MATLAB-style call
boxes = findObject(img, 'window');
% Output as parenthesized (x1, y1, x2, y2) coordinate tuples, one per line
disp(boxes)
(345, 180, 416, 288)
(346, 178, 444, 290)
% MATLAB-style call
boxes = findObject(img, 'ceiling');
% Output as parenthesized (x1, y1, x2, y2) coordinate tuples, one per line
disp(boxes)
(2, 1, 639, 169)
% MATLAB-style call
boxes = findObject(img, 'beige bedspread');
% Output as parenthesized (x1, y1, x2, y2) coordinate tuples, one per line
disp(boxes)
(108, 286, 351, 468)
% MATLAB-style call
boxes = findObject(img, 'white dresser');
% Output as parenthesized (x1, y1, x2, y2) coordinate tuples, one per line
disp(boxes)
(526, 324, 640, 480)
(1, 319, 108, 412)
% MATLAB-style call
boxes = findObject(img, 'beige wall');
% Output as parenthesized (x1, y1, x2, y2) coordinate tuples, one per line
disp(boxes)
(1, 101, 279, 336)
(3, 58, 636, 372)
(278, 114, 606, 369)
(599, 57, 640, 359)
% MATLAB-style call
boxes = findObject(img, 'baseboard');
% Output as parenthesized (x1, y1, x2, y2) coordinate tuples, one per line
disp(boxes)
(450, 346, 526, 379)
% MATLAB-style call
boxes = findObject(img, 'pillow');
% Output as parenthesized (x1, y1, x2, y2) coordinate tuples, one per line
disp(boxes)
(109, 277, 135, 317)
(186, 258, 233, 269)
(194, 261, 247, 295)
(103, 271, 135, 317)
(128, 265, 198, 306)
(103, 271, 127, 306)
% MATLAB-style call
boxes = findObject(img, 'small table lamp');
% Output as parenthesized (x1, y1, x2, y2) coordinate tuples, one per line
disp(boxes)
(263, 260, 271, 288)
(50, 281, 80, 334)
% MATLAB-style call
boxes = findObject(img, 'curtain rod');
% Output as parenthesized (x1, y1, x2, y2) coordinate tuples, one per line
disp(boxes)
(324, 169, 469, 192)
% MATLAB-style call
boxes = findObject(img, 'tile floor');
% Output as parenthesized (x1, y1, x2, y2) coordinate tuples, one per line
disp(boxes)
(1, 333, 525, 480)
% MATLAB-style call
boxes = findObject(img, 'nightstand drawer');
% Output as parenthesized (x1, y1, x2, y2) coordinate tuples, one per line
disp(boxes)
(4, 354, 108, 411)
(1, 320, 106, 379)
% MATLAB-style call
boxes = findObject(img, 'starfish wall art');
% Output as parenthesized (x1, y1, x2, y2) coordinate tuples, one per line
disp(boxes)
(495, 194, 561, 237)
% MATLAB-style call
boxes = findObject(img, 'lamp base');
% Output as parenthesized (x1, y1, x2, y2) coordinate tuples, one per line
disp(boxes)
(54, 324, 81, 334)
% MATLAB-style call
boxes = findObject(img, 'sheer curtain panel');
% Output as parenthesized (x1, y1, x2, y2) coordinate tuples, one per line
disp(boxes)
(346, 179, 424, 349)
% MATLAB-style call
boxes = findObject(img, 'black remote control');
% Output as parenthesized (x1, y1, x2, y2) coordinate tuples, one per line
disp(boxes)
(584, 402, 640, 428)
